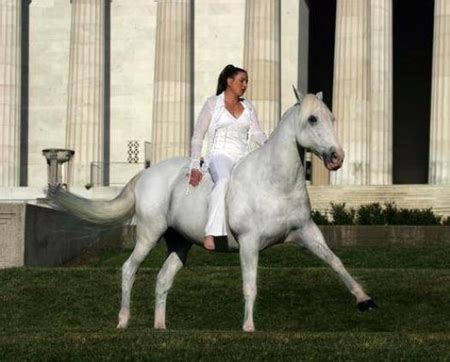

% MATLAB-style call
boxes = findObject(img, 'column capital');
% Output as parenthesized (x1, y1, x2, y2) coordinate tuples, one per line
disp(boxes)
(154, 0, 190, 3)
(70, 0, 112, 3)
(42, 149, 75, 165)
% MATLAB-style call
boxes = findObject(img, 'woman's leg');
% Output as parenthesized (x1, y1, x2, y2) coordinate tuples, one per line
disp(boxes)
(204, 154, 235, 249)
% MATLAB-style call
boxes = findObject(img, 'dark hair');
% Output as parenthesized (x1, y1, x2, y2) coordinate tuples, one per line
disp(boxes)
(216, 64, 247, 95)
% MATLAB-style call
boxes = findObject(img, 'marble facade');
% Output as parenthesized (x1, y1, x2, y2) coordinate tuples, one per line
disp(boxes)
(0, 0, 448, 188)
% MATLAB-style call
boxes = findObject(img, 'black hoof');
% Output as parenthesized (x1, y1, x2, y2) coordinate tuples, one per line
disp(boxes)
(357, 298, 378, 312)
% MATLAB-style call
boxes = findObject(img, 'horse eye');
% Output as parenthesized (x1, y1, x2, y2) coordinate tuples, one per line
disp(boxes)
(308, 116, 318, 124)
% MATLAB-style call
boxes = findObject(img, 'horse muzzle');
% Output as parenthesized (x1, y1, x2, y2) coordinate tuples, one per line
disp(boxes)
(323, 148, 345, 171)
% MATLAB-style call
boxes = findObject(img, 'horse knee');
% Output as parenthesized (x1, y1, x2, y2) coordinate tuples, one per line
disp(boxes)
(122, 258, 138, 280)
(243, 284, 257, 300)
(155, 274, 168, 297)
(329, 256, 344, 270)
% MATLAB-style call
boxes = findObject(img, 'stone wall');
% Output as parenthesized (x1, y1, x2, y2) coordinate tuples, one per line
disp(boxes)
(320, 225, 450, 247)
(1, 200, 449, 269)
(0, 204, 26, 268)
(0, 203, 127, 268)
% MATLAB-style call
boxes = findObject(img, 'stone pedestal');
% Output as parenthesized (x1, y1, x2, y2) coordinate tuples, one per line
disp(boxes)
(66, 0, 105, 187)
(332, 0, 370, 185)
(429, 0, 450, 184)
(244, 0, 281, 135)
(0, 203, 25, 269)
(0, 0, 21, 186)
(151, 0, 192, 163)
(42, 148, 75, 188)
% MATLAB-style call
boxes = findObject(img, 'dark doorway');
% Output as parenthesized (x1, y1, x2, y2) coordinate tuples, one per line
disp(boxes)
(20, 0, 30, 186)
(103, 0, 111, 186)
(393, 0, 434, 184)
(307, 0, 336, 109)
(305, 0, 336, 182)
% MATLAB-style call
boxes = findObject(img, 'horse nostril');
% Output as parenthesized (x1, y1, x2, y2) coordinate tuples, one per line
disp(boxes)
(331, 152, 337, 161)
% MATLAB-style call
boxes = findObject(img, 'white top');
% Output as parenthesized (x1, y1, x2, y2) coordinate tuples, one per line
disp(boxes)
(210, 110, 250, 160)
(190, 92, 267, 168)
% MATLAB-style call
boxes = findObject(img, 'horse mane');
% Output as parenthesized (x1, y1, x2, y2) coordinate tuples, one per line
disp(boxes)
(280, 102, 300, 123)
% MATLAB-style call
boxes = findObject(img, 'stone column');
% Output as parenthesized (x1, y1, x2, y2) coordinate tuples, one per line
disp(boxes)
(244, 0, 281, 135)
(369, 0, 393, 185)
(429, 0, 450, 184)
(151, 0, 192, 163)
(331, 0, 369, 185)
(312, 155, 329, 185)
(0, 0, 21, 186)
(66, 0, 105, 187)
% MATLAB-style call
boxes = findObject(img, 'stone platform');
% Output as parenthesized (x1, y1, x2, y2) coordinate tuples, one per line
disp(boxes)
(0, 202, 127, 269)
(1, 184, 449, 268)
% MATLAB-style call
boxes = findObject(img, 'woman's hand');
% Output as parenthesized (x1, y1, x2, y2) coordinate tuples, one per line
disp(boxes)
(189, 169, 203, 187)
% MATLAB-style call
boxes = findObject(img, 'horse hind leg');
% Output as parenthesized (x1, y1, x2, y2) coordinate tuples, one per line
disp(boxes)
(154, 237, 191, 329)
(239, 234, 260, 332)
(117, 222, 166, 329)
(294, 221, 377, 310)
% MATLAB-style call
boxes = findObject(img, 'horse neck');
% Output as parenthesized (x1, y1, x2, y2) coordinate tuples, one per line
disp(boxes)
(260, 109, 305, 189)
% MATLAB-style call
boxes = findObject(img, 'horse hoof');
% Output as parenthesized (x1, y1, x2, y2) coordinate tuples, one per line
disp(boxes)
(243, 322, 255, 332)
(154, 323, 166, 330)
(117, 309, 129, 329)
(357, 298, 378, 312)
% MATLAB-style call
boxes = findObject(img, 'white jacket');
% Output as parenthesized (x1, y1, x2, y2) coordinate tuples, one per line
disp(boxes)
(190, 92, 267, 169)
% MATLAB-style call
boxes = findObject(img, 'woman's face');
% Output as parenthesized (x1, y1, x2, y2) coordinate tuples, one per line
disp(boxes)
(227, 71, 248, 97)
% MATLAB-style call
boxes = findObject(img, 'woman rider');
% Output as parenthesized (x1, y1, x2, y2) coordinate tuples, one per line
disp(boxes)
(189, 64, 267, 250)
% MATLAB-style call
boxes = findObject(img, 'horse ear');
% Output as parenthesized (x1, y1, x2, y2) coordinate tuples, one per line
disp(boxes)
(316, 91, 323, 101)
(292, 85, 304, 104)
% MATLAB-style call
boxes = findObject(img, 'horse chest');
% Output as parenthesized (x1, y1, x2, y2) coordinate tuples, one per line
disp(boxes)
(264, 197, 305, 229)
(229, 189, 308, 241)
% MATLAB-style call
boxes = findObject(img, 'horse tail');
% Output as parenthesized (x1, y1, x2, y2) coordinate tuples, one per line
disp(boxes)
(47, 173, 141, 225)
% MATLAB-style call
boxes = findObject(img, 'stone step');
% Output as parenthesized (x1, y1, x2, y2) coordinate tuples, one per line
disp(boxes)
(308, 184, 450, 217)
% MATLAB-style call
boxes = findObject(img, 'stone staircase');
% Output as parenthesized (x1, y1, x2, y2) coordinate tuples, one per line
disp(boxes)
(308, 184, 450, 217)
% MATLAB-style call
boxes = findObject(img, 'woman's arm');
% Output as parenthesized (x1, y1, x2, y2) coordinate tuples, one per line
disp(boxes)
(189, 97, 213, 186)
(249, 106, 267, 145)
(190, 97, 213, 169)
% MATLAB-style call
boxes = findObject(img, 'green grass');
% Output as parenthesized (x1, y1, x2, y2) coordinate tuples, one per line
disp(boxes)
(1, 243, 450, 360)
(1, 332, 449, 361)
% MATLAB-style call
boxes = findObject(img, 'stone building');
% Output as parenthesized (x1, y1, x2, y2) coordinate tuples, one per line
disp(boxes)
(0, 0, 449, 213)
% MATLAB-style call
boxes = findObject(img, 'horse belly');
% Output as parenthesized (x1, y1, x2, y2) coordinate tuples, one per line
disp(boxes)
(168, 173, 240, 251)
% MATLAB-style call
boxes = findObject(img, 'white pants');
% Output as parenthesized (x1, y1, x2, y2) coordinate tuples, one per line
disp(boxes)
(205, 154, 237, 236)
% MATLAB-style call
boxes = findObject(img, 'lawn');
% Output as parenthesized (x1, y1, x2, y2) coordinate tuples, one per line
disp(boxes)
(1, 243, 450, 360)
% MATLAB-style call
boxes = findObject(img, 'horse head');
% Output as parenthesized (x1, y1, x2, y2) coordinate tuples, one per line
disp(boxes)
(292, 86, 344, 171)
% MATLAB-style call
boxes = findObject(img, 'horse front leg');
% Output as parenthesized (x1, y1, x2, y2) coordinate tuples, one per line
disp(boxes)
(154, 243, 190, 329)
(293, 221, 376, 310)
(239, 236, 260, 332)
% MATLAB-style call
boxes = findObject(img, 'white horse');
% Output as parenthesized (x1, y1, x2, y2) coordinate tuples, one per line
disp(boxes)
(48, 89, 376, 332)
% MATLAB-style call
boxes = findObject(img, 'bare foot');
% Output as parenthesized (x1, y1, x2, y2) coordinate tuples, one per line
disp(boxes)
(203, 235, 215, 251)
